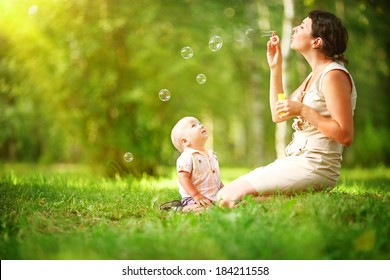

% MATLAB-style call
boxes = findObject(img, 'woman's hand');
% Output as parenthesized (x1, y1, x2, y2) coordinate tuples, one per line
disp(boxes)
(267, 35, 282, 69)
(275, 99, 304, 119)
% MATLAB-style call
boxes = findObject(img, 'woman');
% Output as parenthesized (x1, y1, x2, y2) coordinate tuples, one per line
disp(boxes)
(217, 10, 357, 208)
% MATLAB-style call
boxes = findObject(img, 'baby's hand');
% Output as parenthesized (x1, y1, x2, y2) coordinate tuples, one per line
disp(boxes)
(193, 193, 213, 207)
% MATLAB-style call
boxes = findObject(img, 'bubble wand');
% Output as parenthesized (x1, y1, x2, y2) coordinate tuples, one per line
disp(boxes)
(261, 30, 279, 45)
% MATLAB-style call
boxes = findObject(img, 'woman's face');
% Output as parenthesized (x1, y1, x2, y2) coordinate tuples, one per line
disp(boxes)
(291, 17, 314, 52)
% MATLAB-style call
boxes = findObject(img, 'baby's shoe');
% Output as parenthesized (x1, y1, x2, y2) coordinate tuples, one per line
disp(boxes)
(159, 200, 182, 211)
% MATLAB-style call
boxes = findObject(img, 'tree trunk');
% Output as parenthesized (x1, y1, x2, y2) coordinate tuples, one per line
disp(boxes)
(275, 0, 294, 159)
(252, 1, 273, 164)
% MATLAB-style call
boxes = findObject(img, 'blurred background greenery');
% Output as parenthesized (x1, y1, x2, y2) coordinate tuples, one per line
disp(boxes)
(0, 0, 389, 176)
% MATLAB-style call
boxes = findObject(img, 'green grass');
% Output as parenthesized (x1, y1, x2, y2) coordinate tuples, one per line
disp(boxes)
(0, 164, 389, 260)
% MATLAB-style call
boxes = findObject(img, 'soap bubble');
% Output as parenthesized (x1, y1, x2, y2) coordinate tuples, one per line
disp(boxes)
(181, 46, 193, 59)
(209, 36, 223, 52)
(28, 5, 38, 15)
(123, 152, 134, 163)
(223, 7, 235, 18)
(245, 28, 256, 39)
(159, 89, 171, 101)
(196, 74, 207, 84)
(260, 30, 274, 37)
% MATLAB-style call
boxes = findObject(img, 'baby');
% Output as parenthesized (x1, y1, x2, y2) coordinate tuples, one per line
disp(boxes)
(160, 116, 223, 212)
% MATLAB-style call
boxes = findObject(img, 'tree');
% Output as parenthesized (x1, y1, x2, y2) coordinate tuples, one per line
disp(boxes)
(275, 0, 294, 159)
(0, 0, 389, 173)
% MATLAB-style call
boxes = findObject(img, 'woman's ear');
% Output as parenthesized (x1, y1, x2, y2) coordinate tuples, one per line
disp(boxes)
(312, 37, 323, 49)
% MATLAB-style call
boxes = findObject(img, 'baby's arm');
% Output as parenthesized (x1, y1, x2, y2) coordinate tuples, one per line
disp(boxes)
(178, 171, 213, 206)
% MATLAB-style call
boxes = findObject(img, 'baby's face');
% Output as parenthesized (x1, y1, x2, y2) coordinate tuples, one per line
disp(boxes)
(180, 117, 208, 147)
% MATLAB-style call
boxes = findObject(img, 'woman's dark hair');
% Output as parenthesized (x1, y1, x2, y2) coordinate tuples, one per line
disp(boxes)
(308, 10, 349, 65)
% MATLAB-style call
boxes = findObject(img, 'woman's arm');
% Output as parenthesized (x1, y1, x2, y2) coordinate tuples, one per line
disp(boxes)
(267, 39, 285, 122)
(308, 70, 354, 146)
(276, 70, 354, 146)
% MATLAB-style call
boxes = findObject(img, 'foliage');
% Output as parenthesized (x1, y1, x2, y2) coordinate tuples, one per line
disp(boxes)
(0, 165, 389, 260)
(0, 0, 389, 176)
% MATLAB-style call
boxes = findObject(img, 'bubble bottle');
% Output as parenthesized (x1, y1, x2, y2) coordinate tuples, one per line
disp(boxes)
(278, 93, 285, 117)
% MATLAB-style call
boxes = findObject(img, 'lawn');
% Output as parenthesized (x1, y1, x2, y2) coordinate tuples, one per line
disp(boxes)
(0, 164, 389, 260)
